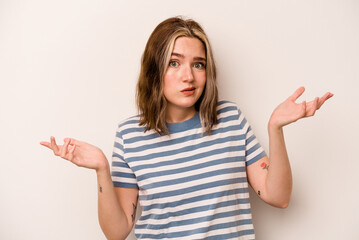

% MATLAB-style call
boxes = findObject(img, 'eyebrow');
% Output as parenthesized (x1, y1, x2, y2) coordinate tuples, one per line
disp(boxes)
(171, 52, 206, 62)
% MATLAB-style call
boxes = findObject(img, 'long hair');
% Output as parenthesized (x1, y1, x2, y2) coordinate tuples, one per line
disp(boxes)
(136, 16, 218, 135)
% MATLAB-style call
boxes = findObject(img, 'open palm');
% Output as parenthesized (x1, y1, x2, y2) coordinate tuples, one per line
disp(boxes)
(270, 87, 334, 128)
(40, 137, 108, 171)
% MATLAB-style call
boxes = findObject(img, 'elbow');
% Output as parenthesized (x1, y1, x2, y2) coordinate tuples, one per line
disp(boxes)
(261, 186, 292, 209)
(265, 197, 290, 209)
(107, 237, 126, 240)
(278, 201, 289, 209)
(100, 223, 131, 240)
(268, 201, 289, 209)
(274, 198, 291, 209)
(104, 232, 128, 240)
(266, 188, 292, 209)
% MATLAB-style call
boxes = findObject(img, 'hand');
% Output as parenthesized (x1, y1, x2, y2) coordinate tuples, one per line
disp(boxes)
(269, 87, 334, 129)
(40, 136, 109, 171)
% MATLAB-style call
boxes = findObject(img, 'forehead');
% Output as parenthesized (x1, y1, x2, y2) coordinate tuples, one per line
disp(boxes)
(172, 37, 206, 57)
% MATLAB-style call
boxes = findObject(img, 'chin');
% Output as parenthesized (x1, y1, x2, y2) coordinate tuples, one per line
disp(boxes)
(181, 98, 199, 108)
(169, 99, 196, 110)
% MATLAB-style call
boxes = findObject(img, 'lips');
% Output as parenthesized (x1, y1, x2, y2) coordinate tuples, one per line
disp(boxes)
(181, 87, 196, 96)
(181, 87, 196, 92)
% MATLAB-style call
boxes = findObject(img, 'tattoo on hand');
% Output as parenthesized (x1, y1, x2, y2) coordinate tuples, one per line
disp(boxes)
(258, 190, 261, 196)
(99, 185, 102, 193)
(131, 203, 137, 223)
(260, 162, 269, 170)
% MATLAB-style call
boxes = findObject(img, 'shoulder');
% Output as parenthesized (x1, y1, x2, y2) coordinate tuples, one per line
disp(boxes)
(216, 100, 247, 128)
(117, 115, 140, 129)
(217, 100, 244, 117)
(115, 115, 146, 138)
(217, 100, 238, 110)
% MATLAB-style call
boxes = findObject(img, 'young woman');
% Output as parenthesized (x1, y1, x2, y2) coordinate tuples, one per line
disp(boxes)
(41, 17, 333, 239)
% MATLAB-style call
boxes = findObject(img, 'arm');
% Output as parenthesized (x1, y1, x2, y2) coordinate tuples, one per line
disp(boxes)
(247, 87, 333, 208)
(40, 137, 138, 239)
(97, 166, 138, 240)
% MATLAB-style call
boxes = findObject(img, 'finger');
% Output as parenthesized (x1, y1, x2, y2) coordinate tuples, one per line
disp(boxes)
(50, 136, 60, 155)
(64, 137, 77, 148)
(68, 138, 81, 146)
(40, 141, 51, 149)
(301, 101, 307, 116)
(318, 92, 334, 109)
(317, 94, 327, 109)
(297, 100, 307, 119)
(60, 138, 71, 158)
(288, 86, 305, 102)
(307, 97, 319, 116)
(67, 145, 76, 161)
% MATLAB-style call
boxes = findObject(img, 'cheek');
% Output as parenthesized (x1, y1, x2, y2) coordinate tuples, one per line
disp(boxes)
(198, 73, 207, 88)
(196, 74, 207, 97)
(163, 72, 176, 96)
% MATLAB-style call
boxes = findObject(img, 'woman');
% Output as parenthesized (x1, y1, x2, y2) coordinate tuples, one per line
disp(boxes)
(41, 17, 333, 239)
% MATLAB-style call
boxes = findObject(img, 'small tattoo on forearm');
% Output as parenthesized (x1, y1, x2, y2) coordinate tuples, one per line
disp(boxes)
(99, 186, 102, 193)
(258, 190, 261, 195)
(260, 162, 269, 170)
(131, 203, 137, 223)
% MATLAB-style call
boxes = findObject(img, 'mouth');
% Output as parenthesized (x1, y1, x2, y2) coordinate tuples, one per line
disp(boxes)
(181, 87, 196, 92)
(181, 87, 196, 96)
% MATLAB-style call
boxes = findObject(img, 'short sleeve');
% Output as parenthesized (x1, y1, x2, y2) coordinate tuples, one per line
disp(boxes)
(111, 126, 138, 189)
(237, 108, 267, 166)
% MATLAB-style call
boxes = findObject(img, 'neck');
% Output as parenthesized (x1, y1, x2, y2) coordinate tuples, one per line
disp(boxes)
(166, 105, 197, 123)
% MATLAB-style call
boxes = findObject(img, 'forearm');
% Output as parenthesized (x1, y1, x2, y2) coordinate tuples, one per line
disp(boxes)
(252, 87, 332, 208)
(96, 165, 132, 240)
(265, 123, 292, 208)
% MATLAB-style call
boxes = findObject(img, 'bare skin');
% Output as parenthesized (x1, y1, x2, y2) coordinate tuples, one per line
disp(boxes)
(40, 138, 138, 240)
(41, 34, 335, 235)
(40, 86, 333, 238)
(247, 87, 333, 208)
(40, 36, 333, 235)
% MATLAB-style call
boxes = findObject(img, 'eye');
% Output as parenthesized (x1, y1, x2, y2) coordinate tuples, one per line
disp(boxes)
(169, 61, 179, 67)
(194, 62, 206, 69)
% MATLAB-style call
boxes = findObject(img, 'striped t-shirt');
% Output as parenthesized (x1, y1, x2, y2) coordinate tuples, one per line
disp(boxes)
(111, 100, 266, 240)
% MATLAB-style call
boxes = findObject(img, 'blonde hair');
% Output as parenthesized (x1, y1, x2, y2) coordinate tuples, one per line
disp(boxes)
(136, 16, 218, 135)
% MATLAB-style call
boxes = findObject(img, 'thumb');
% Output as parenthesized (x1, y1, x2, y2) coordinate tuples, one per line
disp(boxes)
(301, 101, 307, 116)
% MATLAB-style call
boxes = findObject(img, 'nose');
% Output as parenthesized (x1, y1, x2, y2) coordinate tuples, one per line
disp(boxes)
(181, 64, 194, 82)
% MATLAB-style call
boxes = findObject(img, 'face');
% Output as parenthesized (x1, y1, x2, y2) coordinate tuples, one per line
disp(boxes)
(163, 37, 207, 119)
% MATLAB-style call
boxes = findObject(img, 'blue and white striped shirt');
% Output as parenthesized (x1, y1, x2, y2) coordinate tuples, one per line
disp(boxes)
(111, 100, 266, 239)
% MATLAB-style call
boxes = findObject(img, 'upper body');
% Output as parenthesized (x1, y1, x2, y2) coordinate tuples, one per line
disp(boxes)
(40, 16, 333, 240)
(112, 100, 266, 239)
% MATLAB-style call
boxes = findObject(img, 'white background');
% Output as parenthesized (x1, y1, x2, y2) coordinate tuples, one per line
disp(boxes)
(1, 0, 358, 239)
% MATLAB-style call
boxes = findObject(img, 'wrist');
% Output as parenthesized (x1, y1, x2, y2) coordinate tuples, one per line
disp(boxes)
(268, 118, 283, 132)
(96, 160, 110, 176)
